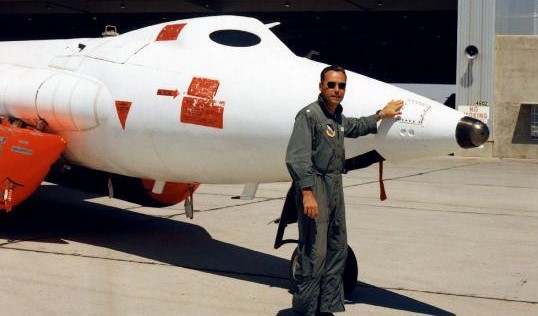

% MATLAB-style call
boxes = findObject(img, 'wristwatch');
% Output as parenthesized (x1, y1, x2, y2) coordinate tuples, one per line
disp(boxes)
(375, 109, 384, 120)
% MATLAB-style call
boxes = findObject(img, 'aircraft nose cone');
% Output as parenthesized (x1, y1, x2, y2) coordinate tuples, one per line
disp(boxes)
(456, 116, 490, 148)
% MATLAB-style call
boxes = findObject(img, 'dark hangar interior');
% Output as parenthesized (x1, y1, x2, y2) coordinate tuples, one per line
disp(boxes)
(0, 0, 457, 84)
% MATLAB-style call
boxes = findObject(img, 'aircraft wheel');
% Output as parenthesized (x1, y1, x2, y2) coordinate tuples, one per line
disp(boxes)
(289, 245, 358, 297)
(289, 247, 299, 293)
(343, 246, 358, 298)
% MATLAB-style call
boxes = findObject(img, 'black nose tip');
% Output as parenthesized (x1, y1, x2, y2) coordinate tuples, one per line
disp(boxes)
(456, 116, 490, 148)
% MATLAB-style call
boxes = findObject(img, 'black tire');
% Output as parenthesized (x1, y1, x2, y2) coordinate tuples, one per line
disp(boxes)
(289, 247, 299, 293)
(343, 246, 358, 298)
(289, 245, 358, 297)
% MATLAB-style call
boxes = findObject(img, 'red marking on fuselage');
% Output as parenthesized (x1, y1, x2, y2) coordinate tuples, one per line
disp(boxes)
(187, 77, 220, 99)
(181, 97, 225, 129)
(115, 100, 132, 130)
(157, 89, 179, 98)
(156, 23, 186, 41)
(180, 77, 225, 129)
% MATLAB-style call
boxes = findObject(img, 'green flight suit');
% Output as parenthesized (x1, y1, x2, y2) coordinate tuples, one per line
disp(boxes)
(285, 95, 377, 315)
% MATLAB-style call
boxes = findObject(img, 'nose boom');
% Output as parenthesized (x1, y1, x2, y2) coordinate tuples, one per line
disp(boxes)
(456, 116, 490, 148)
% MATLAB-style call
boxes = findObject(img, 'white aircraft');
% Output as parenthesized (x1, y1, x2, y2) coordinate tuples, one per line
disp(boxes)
(392, 83, 455, 107)
(0, 15, 488, 295)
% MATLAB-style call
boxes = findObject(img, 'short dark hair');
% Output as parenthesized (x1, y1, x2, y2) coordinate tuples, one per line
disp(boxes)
(320, 65, 347, 82)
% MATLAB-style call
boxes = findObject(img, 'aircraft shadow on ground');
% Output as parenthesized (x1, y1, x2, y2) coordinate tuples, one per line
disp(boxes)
(1, 185, 453, 316)
(0, 184, 290, 289)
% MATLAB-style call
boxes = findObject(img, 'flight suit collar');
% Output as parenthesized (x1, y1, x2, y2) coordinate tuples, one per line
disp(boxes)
(318, 94, 343, 119)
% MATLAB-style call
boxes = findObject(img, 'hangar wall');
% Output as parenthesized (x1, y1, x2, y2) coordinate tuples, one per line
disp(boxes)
(456, 0, 538, 158)
(494, 35, 538, 159)
(455, 0, 495, 157)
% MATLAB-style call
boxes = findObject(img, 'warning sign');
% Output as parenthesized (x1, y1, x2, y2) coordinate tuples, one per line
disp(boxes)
(458, 101, 489, 124)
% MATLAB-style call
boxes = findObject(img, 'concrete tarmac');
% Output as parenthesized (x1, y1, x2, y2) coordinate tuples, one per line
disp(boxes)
(0, 156, 537, 315)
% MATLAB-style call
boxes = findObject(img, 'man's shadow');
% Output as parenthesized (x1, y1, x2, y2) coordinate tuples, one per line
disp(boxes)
(1, 184, 453, 315)
(346, 281, 455, 315)
(277, 282, 454, 316)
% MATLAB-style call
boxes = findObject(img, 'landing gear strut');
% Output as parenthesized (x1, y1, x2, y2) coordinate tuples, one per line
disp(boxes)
(289, 245, 358, 298)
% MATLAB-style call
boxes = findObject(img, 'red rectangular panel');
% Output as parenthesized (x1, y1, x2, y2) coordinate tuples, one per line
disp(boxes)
(180, 96, 224, 129)
(156, 23, 186, 41)
(187, 77, 220, 99)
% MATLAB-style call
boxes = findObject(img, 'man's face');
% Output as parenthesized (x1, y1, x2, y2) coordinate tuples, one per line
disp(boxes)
(319, 70, 346, 108)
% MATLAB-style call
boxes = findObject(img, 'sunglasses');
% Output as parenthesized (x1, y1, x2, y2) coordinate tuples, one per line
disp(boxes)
(327, 81, 346, 89)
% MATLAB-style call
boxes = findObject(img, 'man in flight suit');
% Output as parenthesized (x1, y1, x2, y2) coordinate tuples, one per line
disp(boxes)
(285, 65, 403, 315)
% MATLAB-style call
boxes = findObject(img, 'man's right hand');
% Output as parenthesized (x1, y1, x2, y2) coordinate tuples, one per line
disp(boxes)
(302, 188, 319, 219)
(381, 99, 404, 118)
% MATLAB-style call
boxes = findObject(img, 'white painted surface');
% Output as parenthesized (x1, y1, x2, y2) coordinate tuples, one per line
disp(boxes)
(0, 15, 473, 184)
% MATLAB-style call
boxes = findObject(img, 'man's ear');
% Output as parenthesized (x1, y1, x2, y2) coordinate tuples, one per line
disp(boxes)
(319, 82, 322, 92)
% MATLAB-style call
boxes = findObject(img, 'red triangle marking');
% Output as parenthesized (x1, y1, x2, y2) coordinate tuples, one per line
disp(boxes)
(115, 100, 132, 130)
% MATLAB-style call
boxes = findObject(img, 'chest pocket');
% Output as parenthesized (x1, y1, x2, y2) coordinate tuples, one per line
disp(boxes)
(307, 108, 345, 174)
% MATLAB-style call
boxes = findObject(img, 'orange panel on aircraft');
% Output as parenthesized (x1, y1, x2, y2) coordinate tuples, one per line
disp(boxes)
(156, 23, 186, 41)
(187, 77, 220, 99)
(0, 120, 66, 211)
(181, 77, 225, 129)
(141, 180, 199, 206)
(180, 96, 224, 129)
